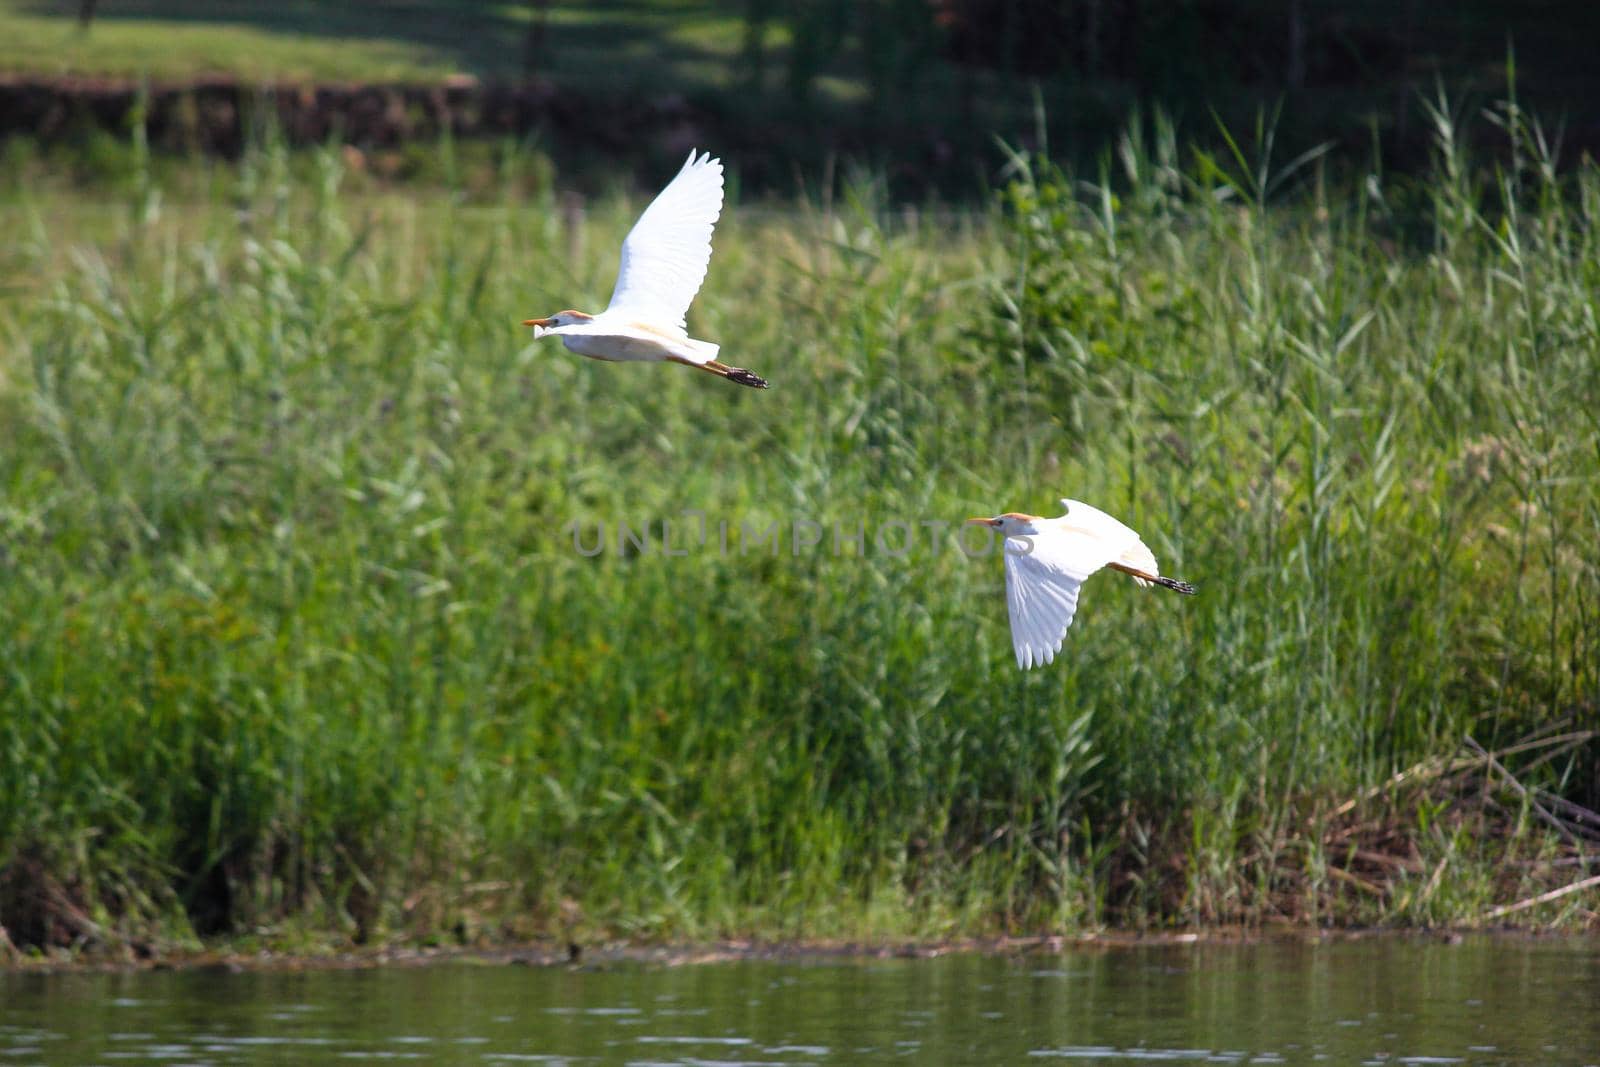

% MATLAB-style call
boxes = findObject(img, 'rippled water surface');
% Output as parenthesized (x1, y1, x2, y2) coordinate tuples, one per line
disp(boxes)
(2, 937, 1596, 1065)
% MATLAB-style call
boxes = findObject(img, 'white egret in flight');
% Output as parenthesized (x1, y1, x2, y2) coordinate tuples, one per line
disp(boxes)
(522, 150, 767, 389)
(966, 499, 1195, 669)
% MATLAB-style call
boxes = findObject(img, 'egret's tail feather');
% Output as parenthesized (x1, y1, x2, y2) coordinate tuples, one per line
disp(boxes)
(1156, 576, 1197, 595)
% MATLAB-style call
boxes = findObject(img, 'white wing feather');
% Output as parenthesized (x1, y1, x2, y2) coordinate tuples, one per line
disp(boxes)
(1000, 500, 1161, 669)
(1003, 539, 1094, 669)
(603, 150, 725, 331)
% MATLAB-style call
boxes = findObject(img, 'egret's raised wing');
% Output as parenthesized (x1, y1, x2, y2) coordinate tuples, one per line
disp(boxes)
(604, 150, 725, 331)
(1058, 498, 1159, 585)
(1001, 500, 1156, 669)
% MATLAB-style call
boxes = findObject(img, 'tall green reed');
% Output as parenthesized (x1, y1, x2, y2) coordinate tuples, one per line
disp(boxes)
(0, 103, 1594, 950)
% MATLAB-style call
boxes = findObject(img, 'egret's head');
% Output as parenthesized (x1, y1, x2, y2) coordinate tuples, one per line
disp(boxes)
(965, 512, 1041, 537)
(522, 309, 592, 338)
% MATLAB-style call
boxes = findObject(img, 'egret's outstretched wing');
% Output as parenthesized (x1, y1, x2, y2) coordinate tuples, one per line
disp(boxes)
(604, 150, 724, 331)
(1001, 500, 1159, 668)
(1002, 536, 1099, 669)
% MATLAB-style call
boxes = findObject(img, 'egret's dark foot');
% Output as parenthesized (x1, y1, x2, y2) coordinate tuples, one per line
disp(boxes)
(726, 367, 769, 389)
(1157, 576, 1197, 595)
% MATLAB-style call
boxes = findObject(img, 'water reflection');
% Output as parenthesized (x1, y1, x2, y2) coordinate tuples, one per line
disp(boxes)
(1, 936, 1595, 1065)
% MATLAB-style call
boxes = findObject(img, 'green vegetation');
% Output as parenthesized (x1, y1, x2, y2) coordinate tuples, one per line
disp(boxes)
(0, 1, 457, 83)
(12, 1, 1598, 194)
(1, 100, 1597, 959)
(0, 1, 749, 88)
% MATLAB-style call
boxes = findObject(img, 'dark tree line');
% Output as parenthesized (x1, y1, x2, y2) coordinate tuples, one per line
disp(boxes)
(746, 1, 1596, 112)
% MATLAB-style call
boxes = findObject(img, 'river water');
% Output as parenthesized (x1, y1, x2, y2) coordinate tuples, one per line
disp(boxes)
(1, 936, 1595, 1065)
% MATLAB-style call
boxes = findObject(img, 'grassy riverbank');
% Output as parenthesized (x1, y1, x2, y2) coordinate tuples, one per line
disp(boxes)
(0, 1, 744, 86)
(1, 105, 1597, 958)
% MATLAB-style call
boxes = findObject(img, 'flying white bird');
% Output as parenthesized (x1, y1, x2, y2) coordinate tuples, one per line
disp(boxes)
(966, 499, 1195, 669)
(522, 149, 767, 389)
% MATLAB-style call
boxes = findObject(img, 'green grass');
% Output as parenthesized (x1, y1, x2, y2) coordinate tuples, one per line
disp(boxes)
(0, 2, 456, 83)
(0, 102, 1597, 957)
(0, 1, 750, 88)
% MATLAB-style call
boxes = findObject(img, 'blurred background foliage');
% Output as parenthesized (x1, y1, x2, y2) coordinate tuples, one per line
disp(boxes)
(3, 1, 1600, 195)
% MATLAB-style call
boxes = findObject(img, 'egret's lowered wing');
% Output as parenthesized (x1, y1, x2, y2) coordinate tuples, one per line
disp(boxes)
(1001, 500, 1159, 668)
(1003, 538, 1097, 669)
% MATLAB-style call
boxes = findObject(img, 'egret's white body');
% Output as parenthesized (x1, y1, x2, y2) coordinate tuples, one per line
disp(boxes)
(967, 499, 1195, 669)
(523, 150, 767, 388)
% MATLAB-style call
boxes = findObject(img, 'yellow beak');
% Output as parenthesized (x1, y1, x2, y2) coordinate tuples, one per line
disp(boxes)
(965, 517, 998, 527)
(522, 317, 552, 328)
